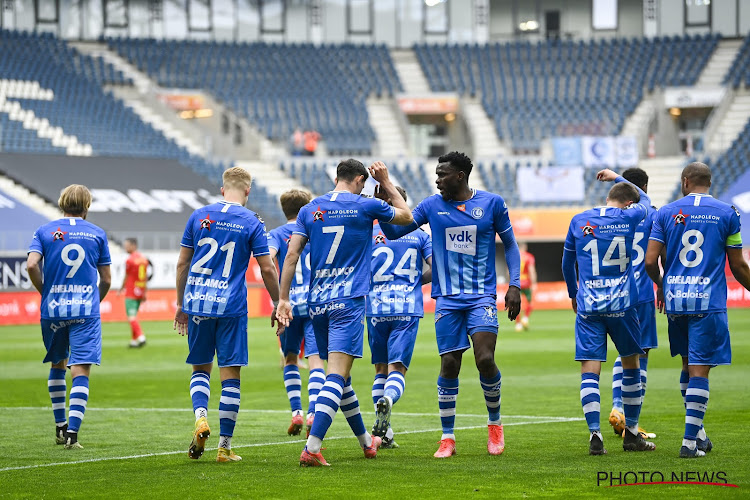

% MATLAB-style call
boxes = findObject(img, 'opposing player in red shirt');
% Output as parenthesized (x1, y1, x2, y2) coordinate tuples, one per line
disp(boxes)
(118, 238, 151, 347)
(515, 242, 537, 332)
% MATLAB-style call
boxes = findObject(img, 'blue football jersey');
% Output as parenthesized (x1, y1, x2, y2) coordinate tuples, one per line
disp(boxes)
(28, 217, 111, 319)
(367, 223, 432, 317)
(564, 203, 647, 313)
(294, 191, 396, 305)
(180, 201, 270, 317)
(407, 190, 517, 299)
(650, 194, 742, 314)
(269, 222, 311, 317)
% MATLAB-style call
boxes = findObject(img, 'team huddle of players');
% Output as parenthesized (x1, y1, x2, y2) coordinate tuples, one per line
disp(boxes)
(26, 152, 750, 463)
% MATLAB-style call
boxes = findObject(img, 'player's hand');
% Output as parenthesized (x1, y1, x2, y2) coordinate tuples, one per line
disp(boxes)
(275, 300, 293, 335)
(271, 304, 278, 328)
(373, 184, 390, 204)
(173, 306, 188, 336)
(571, 298, 577, 314)
(505, 285, 521, 321)
(596, 169, 618, 182)
(656, 287, 665, 314)
(368, 161, 391, 185)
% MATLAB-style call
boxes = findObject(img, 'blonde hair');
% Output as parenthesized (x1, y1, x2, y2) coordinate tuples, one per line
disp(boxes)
(280, 189, 313, 219)
(58, 184, 92, 216)
(223, 167, 253, 191)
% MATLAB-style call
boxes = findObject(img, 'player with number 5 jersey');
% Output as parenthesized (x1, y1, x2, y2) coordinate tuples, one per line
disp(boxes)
(562, 170, 655, 455)
(645, 162, 750, 459)
(175, 167, 280, 464)
(27, 184, 112, 450)
(276, 159, 414, 467)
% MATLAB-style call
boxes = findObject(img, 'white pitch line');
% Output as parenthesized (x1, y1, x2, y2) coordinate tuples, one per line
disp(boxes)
(0, 417, 582, 473)
(0, 407, 580, 420)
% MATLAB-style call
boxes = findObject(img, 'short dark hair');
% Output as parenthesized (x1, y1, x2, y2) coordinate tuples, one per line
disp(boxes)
(681, 162, 712, 187)
(621, 168, 648, 192)
(395, 186, 407, 203)
(125, 237, 138, 247)
(280, 189, 313, 219)
(438, 151, 473, 179)
(336, 159, 368, 183)
(608, 183, 640, 204)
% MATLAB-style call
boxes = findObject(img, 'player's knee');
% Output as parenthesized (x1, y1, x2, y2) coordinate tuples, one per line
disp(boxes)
(474, 352, 497, 374)
(440, 355, 461, 378)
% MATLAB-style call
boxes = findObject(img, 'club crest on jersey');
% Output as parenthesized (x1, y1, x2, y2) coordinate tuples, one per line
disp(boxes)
(482, 306, 497, 322)
(200, 215, 214, 230)
(312, 206, 327, 222)
(672, 209, 689, 225)
(580, 221, 597, 237)
(51, 227, 68, 241)
(374, 232, 387, 245)
(471, 207, 484, 219)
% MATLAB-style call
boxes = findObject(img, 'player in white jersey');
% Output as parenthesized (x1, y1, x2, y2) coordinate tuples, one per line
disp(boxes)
(645, 162, 750, 458)
(175, 167, 280, 462)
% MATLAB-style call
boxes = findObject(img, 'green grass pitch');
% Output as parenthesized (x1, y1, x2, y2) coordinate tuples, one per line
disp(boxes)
(1, 309, 748, 498)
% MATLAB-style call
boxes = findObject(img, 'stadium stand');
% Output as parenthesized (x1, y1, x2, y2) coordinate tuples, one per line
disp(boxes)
(0, 30, 286, 228)
(106, 38, 403, 156)
(415, 34, 719, 151)
(723, 35, 750, 88)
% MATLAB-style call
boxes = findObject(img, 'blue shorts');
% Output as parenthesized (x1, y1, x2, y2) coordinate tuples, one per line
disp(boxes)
(575, 308, 644, 362)
(41, 317, 102, 366)
(186, 315, 248, 367)
(367, 315, 420, 369)
(667, 312, 731, 366)
(280, 315, 318, 358)
(636, 301, 658, 350)
(434, 295, 499, 355)
(309, 297, 365, 359)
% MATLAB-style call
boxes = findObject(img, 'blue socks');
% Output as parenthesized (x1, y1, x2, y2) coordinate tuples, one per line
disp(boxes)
(219, 378, 240, 449)
(684, 376, 709, 443)
(621, 368, 642, 430)
(372, 373, 386, 407)
(580, 372, 600, 432)
(48, 368, 67, 425)
(307, 368, 325, 416)
(190, 370, 210, 420)
(639, 357, 649, 399)
(341, 378, 369, 447)
(384, 371, 405, 405)
(480, 371, 502, 425)
(611, 357, 623, 410)
(308, 373, 345, 452)
(437, 376, 459, 440)
(283, 365, 303, 414)
(67, 375, 89, 433)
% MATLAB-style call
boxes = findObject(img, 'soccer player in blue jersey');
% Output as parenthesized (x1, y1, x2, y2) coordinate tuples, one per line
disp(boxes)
(368, 186, 432, 449)
(276, 159, 413, 467)
(26, 184, 112, 449)
(606, 168, 657, 440)
(174, 167, 280, 463)
(379, 151, 522, 458)
(645, 162, 750, 458)
(562, 173, 655, 455)
(268, 188, 326, 438)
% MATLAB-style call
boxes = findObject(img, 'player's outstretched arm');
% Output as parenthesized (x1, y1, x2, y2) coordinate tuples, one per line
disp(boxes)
(728, 247, 750, 291)
(98, 265, 112, 301)
(276, 234, 306, 334)
(26, 252, 43, 294)
(256, 254, 280, 327)
(369, 161, 413, 226)
(174, 246, 193, 335)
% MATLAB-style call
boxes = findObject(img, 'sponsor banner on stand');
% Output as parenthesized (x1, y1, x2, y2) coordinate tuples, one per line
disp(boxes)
(516, 166, 585, 203)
